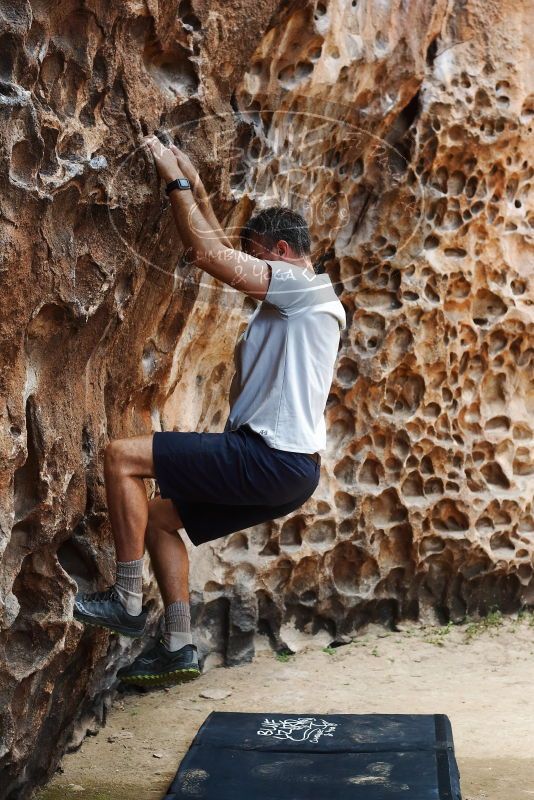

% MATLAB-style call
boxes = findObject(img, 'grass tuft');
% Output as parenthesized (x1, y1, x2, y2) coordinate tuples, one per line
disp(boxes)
(275, 652, 294, 663)
(464, 609, 504, 642)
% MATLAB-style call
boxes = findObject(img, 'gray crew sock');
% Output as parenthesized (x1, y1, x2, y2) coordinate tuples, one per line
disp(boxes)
(114, 558, 144, 616)
(163, 600, 193, 651)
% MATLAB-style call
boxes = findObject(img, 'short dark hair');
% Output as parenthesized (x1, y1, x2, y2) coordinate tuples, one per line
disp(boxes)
(240, 206, 312, 256)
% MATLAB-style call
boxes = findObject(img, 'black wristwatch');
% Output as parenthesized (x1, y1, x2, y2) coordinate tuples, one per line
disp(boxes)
(166, 177, 191, 195)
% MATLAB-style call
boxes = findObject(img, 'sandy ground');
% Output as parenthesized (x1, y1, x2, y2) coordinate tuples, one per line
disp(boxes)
(35, 614, 534, 800)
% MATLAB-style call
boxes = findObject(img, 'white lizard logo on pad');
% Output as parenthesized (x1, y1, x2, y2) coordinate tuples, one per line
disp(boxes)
(257, 717, 337, 743)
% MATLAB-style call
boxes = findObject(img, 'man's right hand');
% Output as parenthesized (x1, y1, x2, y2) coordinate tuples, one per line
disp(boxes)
(143, 135, 183, 184)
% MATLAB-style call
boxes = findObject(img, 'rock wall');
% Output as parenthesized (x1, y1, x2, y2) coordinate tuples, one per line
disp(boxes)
(0, 0, 533, 795)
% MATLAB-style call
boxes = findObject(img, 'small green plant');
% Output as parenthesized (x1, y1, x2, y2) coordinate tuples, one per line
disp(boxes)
(371, 647, 379, 657)
(423, 621, 453, 647)
(276, 652, 294, 663)
(515, 609, 534, 627)
(322, 646, 336, 656)
(423, 635, 444, 647)
(464, 609, 504, 642)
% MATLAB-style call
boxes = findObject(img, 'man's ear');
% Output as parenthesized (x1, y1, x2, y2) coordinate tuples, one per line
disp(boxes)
(276, 239, 291, 257)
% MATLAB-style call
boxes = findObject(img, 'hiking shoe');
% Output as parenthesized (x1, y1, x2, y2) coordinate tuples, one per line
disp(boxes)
(73, 586, 148, 637)
(117, 638, 201, 687)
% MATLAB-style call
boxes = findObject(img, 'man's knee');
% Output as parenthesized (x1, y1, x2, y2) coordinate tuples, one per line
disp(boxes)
(104, 439, 127, 472)
(103, 434, 155, 479)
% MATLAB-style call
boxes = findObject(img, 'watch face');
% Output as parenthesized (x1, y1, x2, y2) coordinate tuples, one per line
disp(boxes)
(178, 178, 190, 188)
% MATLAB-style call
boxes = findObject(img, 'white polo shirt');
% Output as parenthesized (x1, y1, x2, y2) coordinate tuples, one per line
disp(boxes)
(223, 259, 346, 453)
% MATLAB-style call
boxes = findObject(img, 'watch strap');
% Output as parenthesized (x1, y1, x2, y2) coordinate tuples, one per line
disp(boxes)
(166, 177, 191, 194)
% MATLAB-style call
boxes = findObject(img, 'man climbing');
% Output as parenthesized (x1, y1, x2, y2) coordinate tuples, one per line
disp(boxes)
(73, 135, 346, 687)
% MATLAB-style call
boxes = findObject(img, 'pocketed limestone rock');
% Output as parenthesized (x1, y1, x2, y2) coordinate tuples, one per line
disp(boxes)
(1, 0, 533, 796)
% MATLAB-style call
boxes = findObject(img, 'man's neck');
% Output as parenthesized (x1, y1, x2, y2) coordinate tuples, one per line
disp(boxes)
(269, 254, 313, 270)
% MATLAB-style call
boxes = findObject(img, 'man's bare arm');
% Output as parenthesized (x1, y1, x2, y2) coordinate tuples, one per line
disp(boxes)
(168, 144, 233, 250)
(144, 135, 271, 301)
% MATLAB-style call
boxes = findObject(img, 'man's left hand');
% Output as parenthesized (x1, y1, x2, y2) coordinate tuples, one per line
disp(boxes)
(143, 135, 183, 184)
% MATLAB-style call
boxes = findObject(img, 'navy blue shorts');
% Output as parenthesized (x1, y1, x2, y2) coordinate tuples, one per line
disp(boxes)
(152, 424, 320, 546)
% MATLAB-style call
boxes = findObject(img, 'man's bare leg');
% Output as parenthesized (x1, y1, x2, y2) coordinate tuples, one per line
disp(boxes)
(103, 434, 157, 561)
(116, 498, 198, 685)
(74, 434, 157, 630)
(74, 434, 200, 684)
(102, 438, 190, 610)
(103, 434, 195, 654)
(145, 497, 193, 651)
(145, 497, 189, 606)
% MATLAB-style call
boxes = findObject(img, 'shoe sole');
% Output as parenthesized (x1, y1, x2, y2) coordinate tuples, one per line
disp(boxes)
(73, 610, 146, 638)
(119, 667, 201, 687)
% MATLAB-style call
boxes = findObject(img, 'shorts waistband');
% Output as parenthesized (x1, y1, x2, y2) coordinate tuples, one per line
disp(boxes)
(238, 424, 321, 465)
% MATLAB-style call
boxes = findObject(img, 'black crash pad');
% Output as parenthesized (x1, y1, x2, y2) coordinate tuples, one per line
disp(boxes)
(163, 712, 462, 799)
